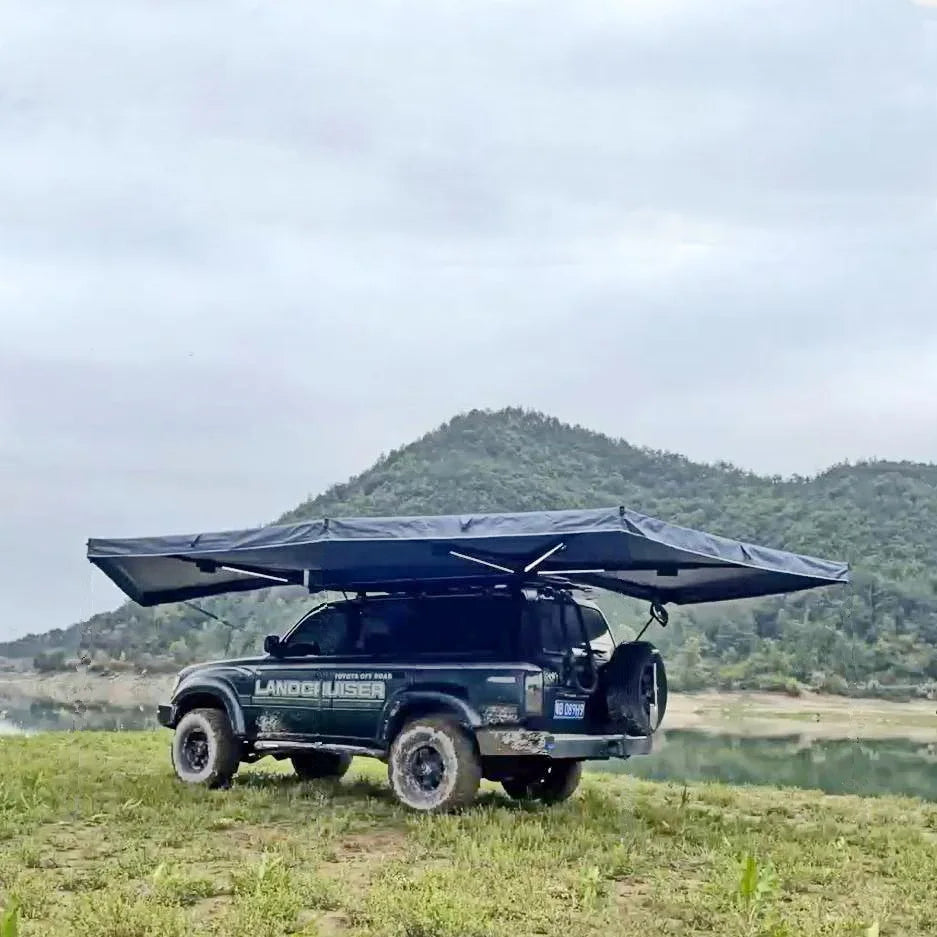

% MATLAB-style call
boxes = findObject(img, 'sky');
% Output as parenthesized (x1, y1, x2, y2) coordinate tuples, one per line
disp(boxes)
(0, 0, 935, 639)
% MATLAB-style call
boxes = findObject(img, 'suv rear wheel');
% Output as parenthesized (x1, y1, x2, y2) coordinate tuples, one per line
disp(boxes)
(388, 716, 481, 812)
(171, 707, 240, 788)
(291, 751, 352, 781)
(501, 759, 582, 804)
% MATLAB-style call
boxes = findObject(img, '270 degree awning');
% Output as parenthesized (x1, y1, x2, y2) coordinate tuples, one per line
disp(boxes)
(87, 506, 850, 607)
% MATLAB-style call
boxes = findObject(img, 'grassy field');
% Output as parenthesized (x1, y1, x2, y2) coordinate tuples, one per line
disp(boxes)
(1, 733, 935, 936)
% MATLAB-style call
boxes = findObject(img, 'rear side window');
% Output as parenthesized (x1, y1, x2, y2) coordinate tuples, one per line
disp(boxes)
(354, 601, 413, 655)
(354, 595, 516, 657)
(537, 601, 610, 654)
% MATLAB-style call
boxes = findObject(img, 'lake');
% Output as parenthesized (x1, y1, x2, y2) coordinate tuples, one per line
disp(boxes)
(2, 701, 936, 801)
(595, 729, 937, 801)
(0, 699, 161, 734)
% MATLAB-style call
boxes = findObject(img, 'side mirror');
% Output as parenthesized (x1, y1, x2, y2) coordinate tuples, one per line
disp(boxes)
(263, 634, 282, 656)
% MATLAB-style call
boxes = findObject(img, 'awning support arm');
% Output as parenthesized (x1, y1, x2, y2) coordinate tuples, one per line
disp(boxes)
(174, 555, 300, 586)
(447, 550, 516, 574)
(448, 541, 568, 579)
(523, 542, 566, 573)
(219, 564, 292, 584)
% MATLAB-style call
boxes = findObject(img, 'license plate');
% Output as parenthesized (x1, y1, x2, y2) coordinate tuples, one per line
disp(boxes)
(553, 699, 585, 719)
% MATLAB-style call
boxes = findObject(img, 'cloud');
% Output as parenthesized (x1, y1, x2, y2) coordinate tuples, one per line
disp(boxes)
(0, 0, 934, 637)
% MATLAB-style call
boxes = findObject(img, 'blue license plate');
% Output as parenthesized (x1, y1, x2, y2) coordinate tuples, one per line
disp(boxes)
(553, 699, 585, 719)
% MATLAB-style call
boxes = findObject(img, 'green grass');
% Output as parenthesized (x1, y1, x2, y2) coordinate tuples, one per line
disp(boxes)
(1, 732, 935, 936)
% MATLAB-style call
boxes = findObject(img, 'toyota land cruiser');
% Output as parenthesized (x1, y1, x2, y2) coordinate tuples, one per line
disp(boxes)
(158, 584, 666, 812)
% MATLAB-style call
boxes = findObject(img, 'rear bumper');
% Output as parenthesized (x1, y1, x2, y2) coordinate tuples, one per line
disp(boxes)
(157, 704, 173, 728)
(476, 728, 653, 760)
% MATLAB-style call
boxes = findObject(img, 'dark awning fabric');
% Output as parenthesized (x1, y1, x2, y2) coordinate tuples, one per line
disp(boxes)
(87, 506, 850, 607)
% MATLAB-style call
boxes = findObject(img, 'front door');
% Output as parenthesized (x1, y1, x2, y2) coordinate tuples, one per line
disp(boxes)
(245, 603, 352, 739)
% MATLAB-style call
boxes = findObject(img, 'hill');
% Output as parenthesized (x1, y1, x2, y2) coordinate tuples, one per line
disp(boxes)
(5, 407, 937, 696)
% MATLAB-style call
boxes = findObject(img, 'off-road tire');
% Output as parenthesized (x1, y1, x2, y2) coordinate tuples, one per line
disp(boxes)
(291, 751, 353, 781)
(388, 716, 481, 812)
(602, 641, 668, 736)
(501, 760, 583, 804)
(170, 707, 240, 789)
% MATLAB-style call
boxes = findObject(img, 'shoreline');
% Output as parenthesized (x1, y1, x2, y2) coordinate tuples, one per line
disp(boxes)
(0, 670, 175, 707)
(2, 672, 935, 741)
(665, 689, 937, 742)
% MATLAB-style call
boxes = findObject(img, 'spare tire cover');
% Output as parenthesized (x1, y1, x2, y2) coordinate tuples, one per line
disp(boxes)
(602, 642, 668, 736)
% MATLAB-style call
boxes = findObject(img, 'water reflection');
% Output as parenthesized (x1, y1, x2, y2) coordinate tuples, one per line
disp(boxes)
(0, 700, 158, 733)
(596, 729, 937, 801)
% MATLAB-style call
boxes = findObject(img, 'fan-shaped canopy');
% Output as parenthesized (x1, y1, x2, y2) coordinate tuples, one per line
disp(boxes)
(87, 506, 849, 608)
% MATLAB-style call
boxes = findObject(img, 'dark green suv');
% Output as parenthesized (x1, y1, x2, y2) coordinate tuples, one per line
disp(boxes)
(158, 585, 666, 812)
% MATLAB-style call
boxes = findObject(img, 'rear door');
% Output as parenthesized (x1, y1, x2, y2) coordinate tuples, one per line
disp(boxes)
(315, 599, 414, 741)
(528, 599, 610, 733)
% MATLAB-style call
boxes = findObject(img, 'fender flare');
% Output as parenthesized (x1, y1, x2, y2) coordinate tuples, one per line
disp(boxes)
(378, 690, 482, 747)
(172, 677, 247, 736)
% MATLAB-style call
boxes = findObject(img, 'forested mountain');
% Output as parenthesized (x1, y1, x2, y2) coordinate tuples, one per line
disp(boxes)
(5, 408, 937, 697)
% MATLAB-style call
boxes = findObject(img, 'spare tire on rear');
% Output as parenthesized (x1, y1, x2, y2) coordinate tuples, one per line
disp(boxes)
(602, 642, 668, 736)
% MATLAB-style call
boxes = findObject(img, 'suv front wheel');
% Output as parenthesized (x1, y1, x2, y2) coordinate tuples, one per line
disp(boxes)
(171, 707, 240, 788)
(388, 716, 481, 812)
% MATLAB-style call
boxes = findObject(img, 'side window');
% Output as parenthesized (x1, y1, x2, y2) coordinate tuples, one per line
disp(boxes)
(538, 602, 567, 654)
(581, 607, 611, 643)
(355, 601, 413, 656)
(580, 607, 615, 657)
(284, 606, 351, 656)
(538, 602, 610, 653)
(415, 597, 514, 656)
(346, 596, 516, 657)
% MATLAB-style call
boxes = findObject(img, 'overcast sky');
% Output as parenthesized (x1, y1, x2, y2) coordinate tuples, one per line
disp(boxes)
(1, 0, 935, 639)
